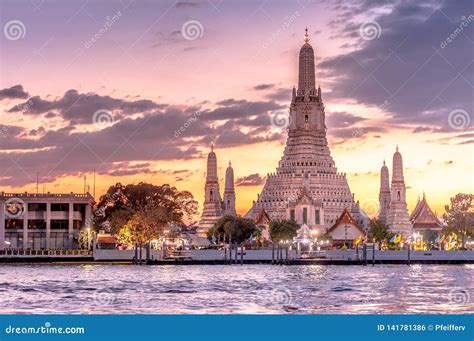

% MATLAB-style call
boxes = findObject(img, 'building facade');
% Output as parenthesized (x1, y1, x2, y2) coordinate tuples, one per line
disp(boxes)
(0, 192, 94, 250)
(245, 29, 362, 234)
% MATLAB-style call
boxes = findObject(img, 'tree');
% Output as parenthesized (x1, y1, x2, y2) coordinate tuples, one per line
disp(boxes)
(96, 183, 198, 262)
(367, 218, 392, 244)
(207, 215, 257, 244)
(93, 182, 198, 231)
(269, 219, 299, 243)
(442, 193, 474, 248)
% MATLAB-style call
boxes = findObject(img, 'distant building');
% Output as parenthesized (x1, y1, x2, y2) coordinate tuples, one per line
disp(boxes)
(380, 146, 413, 236)
(410, 193, 442, 232)
(197, 146, 236, 237)
(0, 192, 94, 250)
(378, 161, 390, 223)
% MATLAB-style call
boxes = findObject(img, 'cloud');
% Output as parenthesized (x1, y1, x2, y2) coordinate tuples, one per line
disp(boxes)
(236, 173, 265, 186)
(0, 86, 287, 186)
(326, 111, 367, 128)
(254, 83, 275, 91)
(175, 1, 198, 8)
(320, 0, 473, 132)
(8, 89, 165, 124)
(0, 85, 29, 100)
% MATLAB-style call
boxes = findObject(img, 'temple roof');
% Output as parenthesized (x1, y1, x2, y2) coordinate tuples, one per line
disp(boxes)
(410, 194, 442, 229)
(327, 208, 366, 235)
(254, 208, 271, 225)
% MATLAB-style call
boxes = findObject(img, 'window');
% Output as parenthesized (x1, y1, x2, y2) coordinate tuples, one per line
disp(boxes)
(290, 209, 295, 221)
(28, 203, 46, 211)
(315, 209, 320, 225)
(51, 203, 69, 211)
(5, 232, 23, 248)
(210, 190, 213, 201)
(397, 191, 401, 201)
(51, 219, 68, 230)
(50, 232, 69, 249)
(303, 207, 308, 224)
(305, 115, 309, 123)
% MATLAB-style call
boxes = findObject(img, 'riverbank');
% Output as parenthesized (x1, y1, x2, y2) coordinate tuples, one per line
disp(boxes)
(1, 250, 473, 264)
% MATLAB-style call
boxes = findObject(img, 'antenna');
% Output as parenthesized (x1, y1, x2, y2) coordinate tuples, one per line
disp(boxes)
(36, 172, 39, 194)
(83, 175, 86, 195)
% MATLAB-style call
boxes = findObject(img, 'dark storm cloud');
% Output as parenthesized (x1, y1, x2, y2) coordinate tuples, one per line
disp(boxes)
(0, 85, 29, 100)
(236, 173, 265, 187)
(320, 0, 473, 131)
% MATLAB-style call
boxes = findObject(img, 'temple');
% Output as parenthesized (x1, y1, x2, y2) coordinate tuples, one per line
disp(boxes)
(410, 193, 442, 232)
(197, 146, 236, 237)
(383, 146, 413, 236)
(378, 161, 390, 223)
(245, 29, 364, 234)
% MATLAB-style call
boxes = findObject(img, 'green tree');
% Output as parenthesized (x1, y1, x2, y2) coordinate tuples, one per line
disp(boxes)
(269, 219, 299, 243)
(207, 215, 257, 244)
(442, 193, 474, 248)
(367, 218, 393, 244)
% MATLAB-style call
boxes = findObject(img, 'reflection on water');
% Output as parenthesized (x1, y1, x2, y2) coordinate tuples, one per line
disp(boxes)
(0, 264, 471, 314)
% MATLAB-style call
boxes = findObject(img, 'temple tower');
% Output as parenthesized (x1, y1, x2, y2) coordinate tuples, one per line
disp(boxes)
(386, 146, 412, 236)
(198, 145, 223, 237)
(245, 29, 362, 233)
(223, 161, 236, 216)
(378, 160, 390, 223)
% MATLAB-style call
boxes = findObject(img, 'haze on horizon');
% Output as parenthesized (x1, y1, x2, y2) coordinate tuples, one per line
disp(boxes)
(0, 0, 472, 220)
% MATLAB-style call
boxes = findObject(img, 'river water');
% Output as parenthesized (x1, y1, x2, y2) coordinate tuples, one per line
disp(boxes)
(0, 264, 471, 314)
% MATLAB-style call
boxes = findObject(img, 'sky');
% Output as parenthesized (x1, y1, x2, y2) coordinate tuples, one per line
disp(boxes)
(0, 0, 473, 220)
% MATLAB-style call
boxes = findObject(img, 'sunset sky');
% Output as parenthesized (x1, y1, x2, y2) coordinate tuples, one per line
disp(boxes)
(1, 0, 472, 219)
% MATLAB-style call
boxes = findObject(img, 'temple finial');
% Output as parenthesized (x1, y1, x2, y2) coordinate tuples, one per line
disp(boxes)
(211, 142, 214, 152)
(304, 27, 310, 43)
(383, 159, 386, 166)
(229, 160, 231, 167)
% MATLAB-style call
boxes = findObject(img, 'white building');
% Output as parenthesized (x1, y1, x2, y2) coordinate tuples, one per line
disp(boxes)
(0, 192, 94, 250)
(197, 146, 236, 237)
(246, 29, 363, 233)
